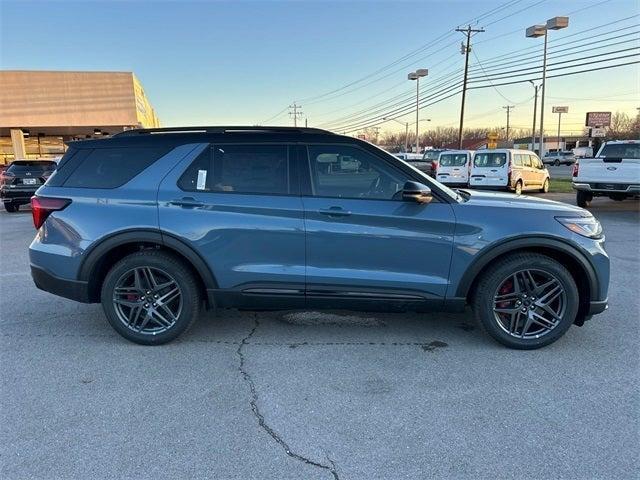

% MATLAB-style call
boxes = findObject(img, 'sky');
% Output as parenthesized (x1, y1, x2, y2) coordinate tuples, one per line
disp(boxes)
(1, 0, 638, 137)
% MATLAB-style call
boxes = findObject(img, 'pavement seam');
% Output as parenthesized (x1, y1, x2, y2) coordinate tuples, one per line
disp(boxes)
(236, 315, 340, 480)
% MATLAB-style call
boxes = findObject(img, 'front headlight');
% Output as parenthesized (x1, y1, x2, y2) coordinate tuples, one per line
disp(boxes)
(555, 216, 603, 238)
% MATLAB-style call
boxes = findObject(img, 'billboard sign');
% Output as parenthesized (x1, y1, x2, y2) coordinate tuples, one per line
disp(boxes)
(586, 111, 611, 127)
(552, 106, 569, 113)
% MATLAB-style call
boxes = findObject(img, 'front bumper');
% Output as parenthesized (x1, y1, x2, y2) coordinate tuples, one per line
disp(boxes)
(573, 182, 640, 194)
(30, 264, 90, 303)
(588, 298, 608, 315)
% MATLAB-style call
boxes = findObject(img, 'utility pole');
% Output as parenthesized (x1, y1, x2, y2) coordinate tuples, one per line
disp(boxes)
(305, 118, 308, 128)
(289, 102, 303, 127)
(529, 81, 539, 152)
(503, 105, 514, 143)
(456, 25, 485, 149)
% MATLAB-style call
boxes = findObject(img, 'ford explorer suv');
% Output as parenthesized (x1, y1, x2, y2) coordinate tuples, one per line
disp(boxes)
(572, 140, 640, 207)
(29, 127, 609, 349)
(1, 160, 56, 212)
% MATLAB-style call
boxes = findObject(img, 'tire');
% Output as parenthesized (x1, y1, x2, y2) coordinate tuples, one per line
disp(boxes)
(540, 178, 549, 193)
(554, 159, 560, 166)
(472, 253, 579, 349)
(576, 190, 592, 208)
(4, 203, 18, 212)
(514, 180, 523, 195)
(101, 250, 201, 345)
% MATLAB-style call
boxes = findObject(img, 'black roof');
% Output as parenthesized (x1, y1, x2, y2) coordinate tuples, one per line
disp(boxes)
(68, 126, 348, 149)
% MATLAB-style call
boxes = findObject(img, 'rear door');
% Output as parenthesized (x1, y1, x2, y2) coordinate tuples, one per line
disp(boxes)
(157, 143, 306, 306)
(470, 151, 509, 188)
(301, 143, 456, 307)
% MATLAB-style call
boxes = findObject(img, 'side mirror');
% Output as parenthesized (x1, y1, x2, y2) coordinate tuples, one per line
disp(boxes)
(402, 181, 433, 204)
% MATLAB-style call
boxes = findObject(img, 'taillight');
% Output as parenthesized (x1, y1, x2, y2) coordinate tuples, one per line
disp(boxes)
(572, 162, 579, 177)
(31, 196, 71, 229)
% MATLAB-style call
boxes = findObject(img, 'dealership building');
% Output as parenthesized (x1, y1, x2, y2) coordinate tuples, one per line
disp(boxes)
(0, 70, 160, 163)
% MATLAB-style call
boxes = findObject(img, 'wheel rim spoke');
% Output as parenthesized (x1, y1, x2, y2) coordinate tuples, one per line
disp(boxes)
(112, 266, 182, 335)
(493, 268, 566, 340)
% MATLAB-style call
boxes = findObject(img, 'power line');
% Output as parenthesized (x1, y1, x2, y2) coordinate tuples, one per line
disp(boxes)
(288, 103, 303, 127)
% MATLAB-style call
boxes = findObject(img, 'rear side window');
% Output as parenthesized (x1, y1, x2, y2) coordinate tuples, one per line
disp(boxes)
(513, 154, 523, 167)
(599, 143, 640, 158)
(63, 147, 169, 189)
(178, 148, 212, 191)
(474, 152, 507, 167)
(523, 155, 532, 167)
(212, 144, 289, 194)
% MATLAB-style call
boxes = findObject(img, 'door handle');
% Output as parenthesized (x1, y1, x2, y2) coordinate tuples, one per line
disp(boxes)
(318, 206, 352, 217)
(170, 197, 204, 208)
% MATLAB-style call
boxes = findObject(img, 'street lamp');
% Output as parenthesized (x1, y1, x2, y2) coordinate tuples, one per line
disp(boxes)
(383, 117, 409, 153)
(408, 68, 428, 153)
(526, 16, 569, 157)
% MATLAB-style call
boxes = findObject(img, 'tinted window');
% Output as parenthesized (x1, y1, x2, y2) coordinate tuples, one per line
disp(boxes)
(439, 153, 468, 167)
(63, 147, 169, 189)
(308, 145, 408, 200)
(600, 143, 640, 159)
(7, 161, 56, 173)
(474, 152, 507, 167)
(211, 145, 289, 194)
(178, 148, 212, 191)
(531, 155, 542, 168)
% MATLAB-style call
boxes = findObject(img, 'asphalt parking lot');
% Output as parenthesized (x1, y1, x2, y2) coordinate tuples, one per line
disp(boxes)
(1, 196, 639, 480)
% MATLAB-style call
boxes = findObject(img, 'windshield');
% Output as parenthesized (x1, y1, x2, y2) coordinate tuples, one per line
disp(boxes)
(439, 153, 468, 167)
(7, 161, 56, 173)
(422, 150, 440, 161)
(599, 143, 640, 159)
(474, 152, 507, 167)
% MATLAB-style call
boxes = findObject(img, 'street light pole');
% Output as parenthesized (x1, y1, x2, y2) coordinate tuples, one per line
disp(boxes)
(557, 110, 562, 151)
(383, 117, 410, 152)
(529, 80, 539, 152)
(408, 69, 428, 153)
(526, 16, 569, 157)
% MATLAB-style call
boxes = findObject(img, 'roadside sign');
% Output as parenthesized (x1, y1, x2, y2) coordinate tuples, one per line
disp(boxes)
(586, 111, 611, 127)
(552, 106, 568, 113)
(357, 134, 366, 140)
(590, 127, 606, 138)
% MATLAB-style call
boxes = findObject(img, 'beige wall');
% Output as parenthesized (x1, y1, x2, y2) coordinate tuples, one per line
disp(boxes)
(0, 70, 142, 127)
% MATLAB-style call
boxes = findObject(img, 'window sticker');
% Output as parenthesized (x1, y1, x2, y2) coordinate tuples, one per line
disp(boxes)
(197, 170, 207, 190)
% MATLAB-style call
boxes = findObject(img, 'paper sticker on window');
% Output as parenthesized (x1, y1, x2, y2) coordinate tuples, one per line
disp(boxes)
(196, 170, 207, 190)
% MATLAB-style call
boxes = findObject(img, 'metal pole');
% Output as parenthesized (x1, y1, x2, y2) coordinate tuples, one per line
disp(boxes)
(458, 27, 471, 149)
(557, 111, 562, 152)
(531, 85, 538, 152)
(539, 31, 548, 157)
(405, 122, 409, 153)
(415, 77, 420, 153)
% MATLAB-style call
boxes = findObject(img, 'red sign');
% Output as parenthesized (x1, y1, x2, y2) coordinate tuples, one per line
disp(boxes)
(585, 112, 611, 127)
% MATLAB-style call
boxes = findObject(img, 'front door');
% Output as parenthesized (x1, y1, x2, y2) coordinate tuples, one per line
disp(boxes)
(158, 143, 306, 307)
(301, 144, 456, 308)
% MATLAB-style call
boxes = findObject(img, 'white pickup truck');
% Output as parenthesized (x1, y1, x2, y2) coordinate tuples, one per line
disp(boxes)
(572, 140, 640, 207)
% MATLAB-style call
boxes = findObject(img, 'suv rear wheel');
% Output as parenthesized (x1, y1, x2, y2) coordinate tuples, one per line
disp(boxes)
(101, 250, 201, 345)
(4, 203, 18, 212)
(472, 253, 579, 349)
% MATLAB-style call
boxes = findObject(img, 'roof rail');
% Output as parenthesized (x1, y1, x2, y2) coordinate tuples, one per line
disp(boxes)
(113, 126, 334, 137)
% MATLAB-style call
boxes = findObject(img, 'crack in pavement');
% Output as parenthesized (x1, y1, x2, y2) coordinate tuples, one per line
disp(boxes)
(236, 316, 340, 480)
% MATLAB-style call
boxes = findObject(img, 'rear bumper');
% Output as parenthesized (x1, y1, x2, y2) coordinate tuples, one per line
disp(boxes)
(573, 182, 640, 194)
(0, 186, 37, 203)
(30, 264, 90, 303)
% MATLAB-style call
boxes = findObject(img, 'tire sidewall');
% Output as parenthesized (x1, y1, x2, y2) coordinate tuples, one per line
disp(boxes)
(474, 255, 579, 349)
(101, 252, 199, 345)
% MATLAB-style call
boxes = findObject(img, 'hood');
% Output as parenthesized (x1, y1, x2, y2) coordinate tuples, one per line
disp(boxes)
(458, 189, 589, 215)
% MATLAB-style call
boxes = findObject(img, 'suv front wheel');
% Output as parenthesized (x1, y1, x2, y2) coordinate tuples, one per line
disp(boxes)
(101, 250, 201, 345)
(472, 253, 579, 349)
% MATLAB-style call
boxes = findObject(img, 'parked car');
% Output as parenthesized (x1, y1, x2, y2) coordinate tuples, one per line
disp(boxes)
(572, 146, 593, 159)
(543, 151, 576, 166)
(29, 126, 608, 349)
(393, 152, 423, 162)
(421, 149, 445, 177)
(470, 149, 550, 195)
(572, 140, 640, 207)
(435, 150, 474, 187)
(0, 159, 57, 212)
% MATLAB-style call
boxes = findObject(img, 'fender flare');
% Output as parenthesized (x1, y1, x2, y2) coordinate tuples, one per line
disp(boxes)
(455, 235, 598, 299)
(78, 229, 218, 290)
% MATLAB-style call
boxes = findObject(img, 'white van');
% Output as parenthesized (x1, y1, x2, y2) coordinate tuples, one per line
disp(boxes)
(469, 149, 550, 194)
(435, 150, 474, 186)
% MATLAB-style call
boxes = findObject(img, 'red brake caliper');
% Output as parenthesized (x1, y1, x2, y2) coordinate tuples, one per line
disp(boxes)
(497, 280, 513, 309)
